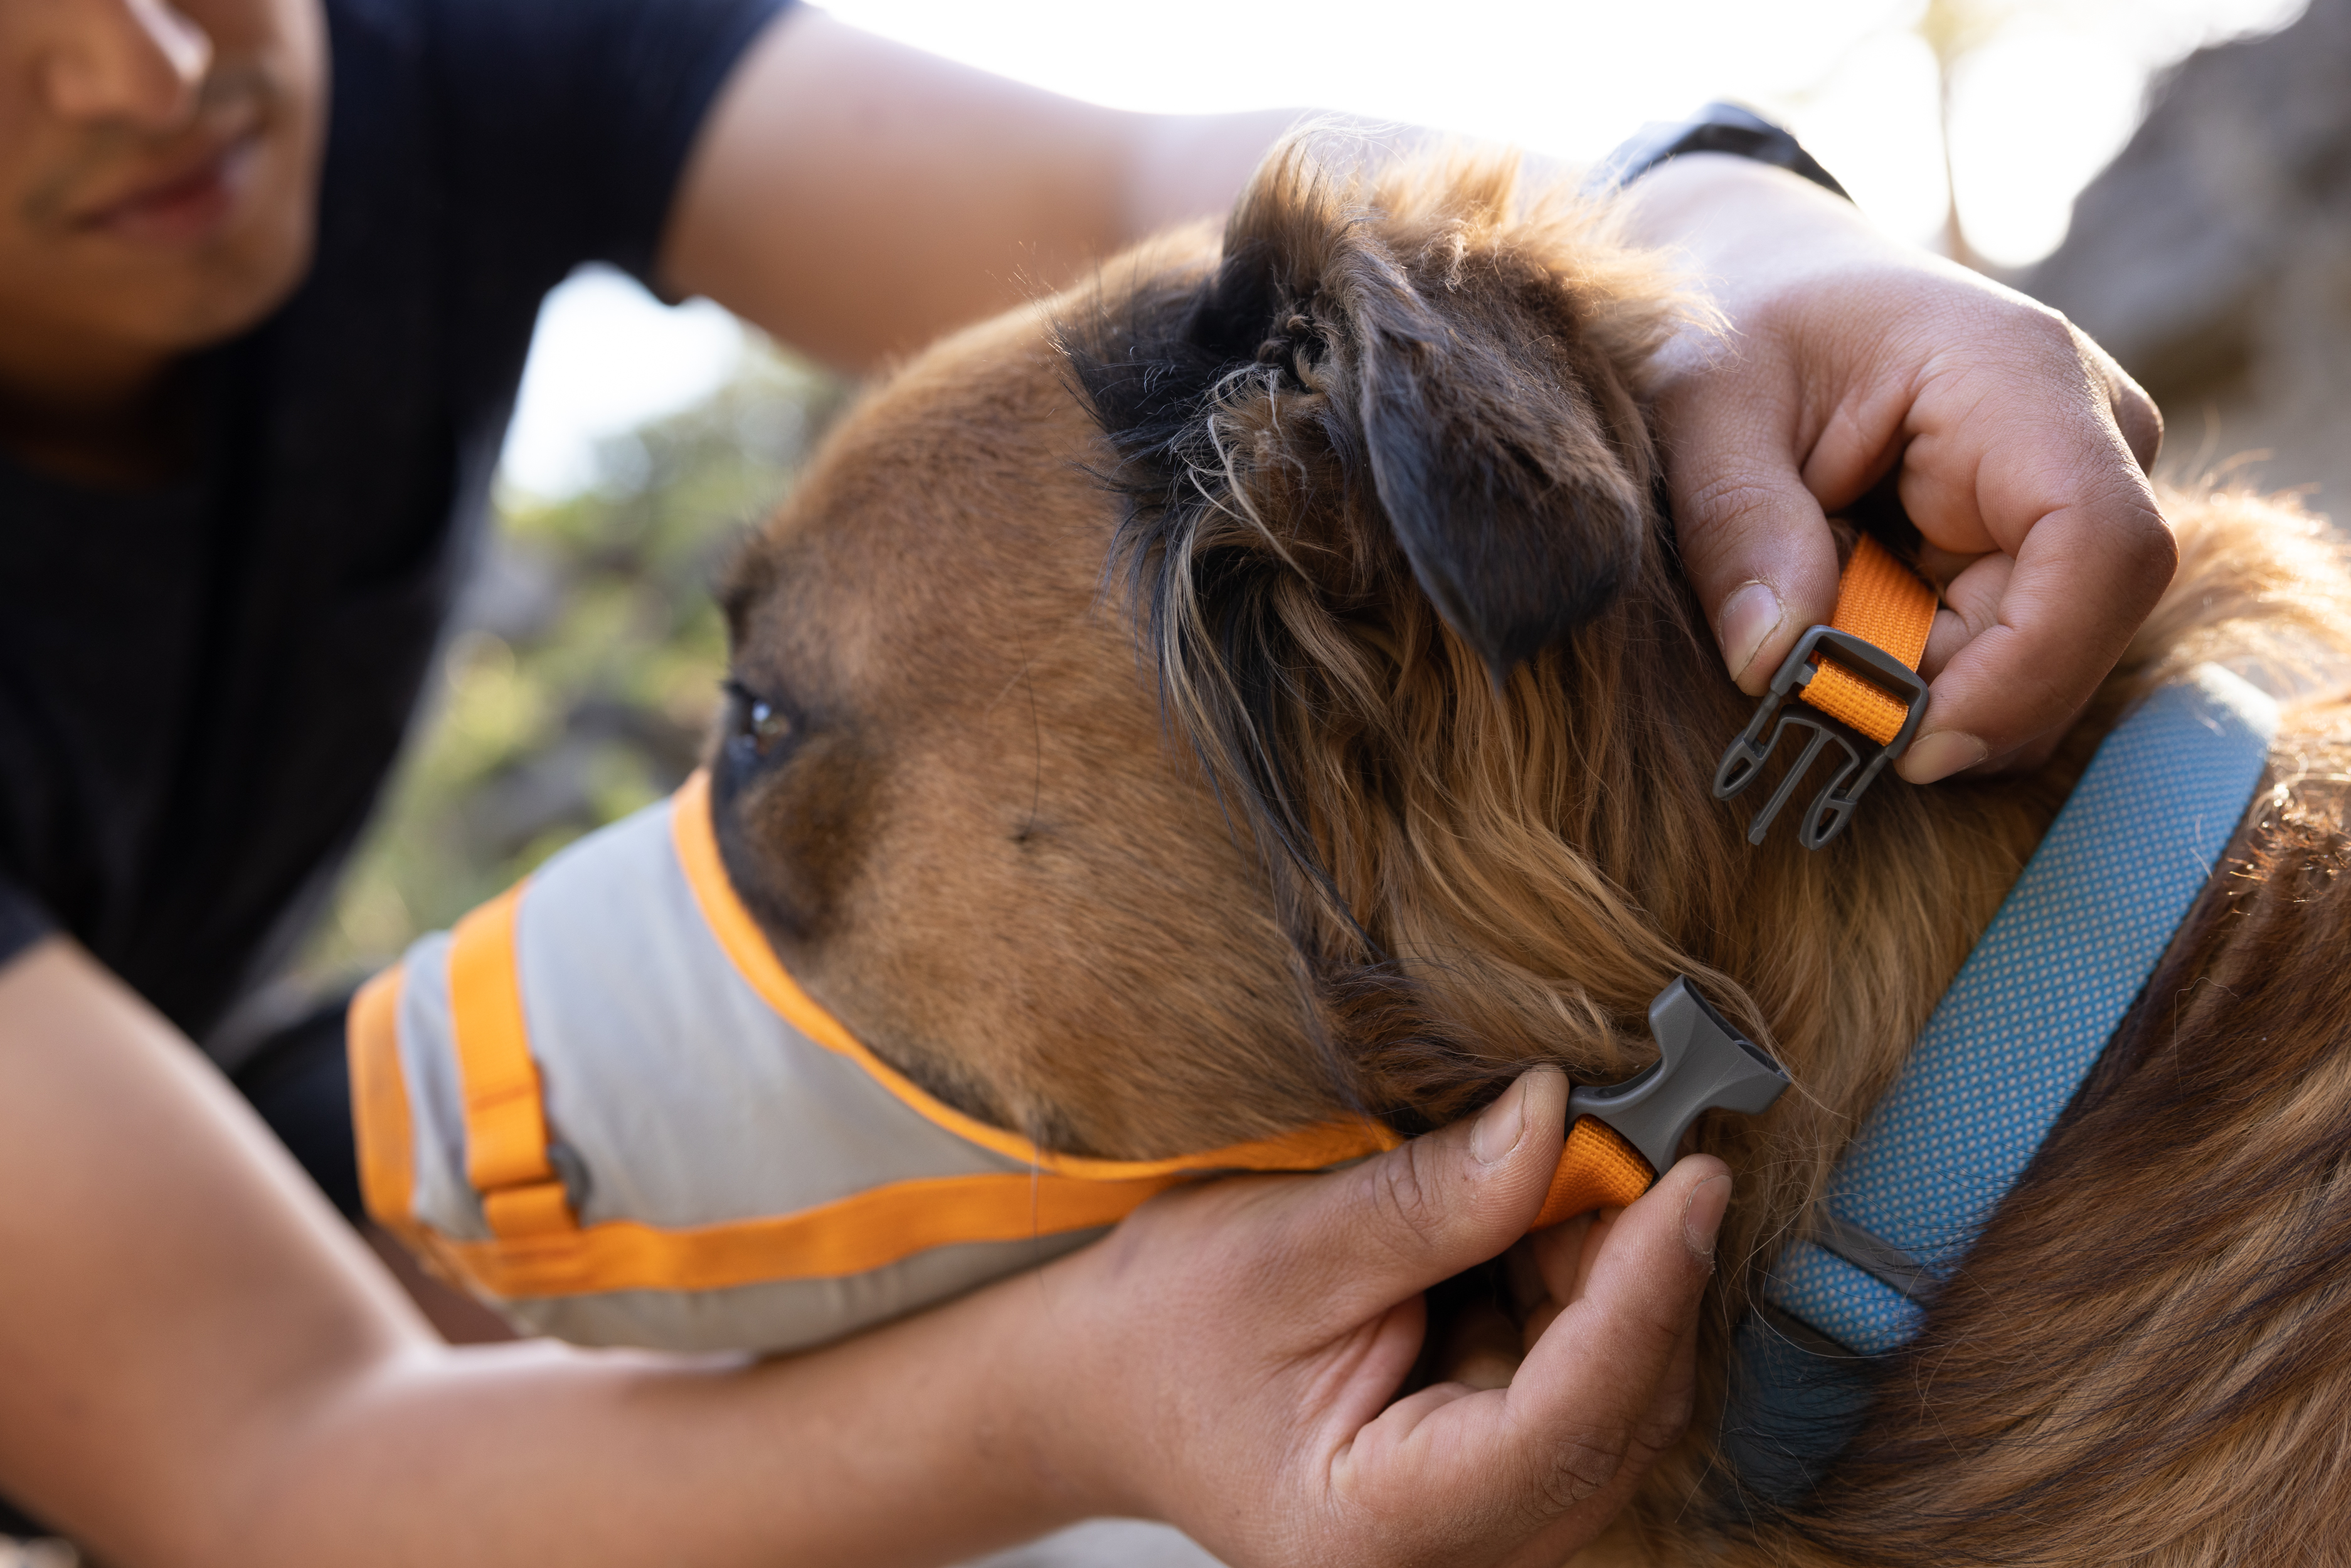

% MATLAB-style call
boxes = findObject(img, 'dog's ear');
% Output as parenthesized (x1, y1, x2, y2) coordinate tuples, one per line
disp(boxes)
(1211, 150, 1664, 674)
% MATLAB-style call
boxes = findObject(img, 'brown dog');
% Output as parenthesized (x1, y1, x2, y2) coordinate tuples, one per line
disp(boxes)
(710, 146, 2351, 1564)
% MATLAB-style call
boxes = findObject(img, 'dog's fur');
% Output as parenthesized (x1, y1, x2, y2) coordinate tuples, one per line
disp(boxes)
(711, 146, 2351, 1563)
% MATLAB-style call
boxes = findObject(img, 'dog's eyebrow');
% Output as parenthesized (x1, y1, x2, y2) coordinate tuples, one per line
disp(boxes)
(713, 532, 785, 638)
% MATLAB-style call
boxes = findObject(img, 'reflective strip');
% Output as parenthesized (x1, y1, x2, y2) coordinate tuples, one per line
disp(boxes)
(668, 771, 1401, 1179)
(1533, 1116, 1653, 1228)
(1802, 536, 1936, 745)
(441, 1170, 1191, 1298)
(447, 884, 576, 1238)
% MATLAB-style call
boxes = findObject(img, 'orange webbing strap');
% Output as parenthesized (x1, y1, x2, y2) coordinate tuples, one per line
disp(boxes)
(447, 883, 578, 1239)
(1800, 535, 1937, 745)
(1533, 1116, 1656, 1229)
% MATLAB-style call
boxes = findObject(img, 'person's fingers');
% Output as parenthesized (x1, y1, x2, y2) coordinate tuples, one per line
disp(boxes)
(1503, 1232, 1551, 1323)
(2086, 335, 2163, 474)
(1332, 1158, 1727, 1544)
(1900, 505, 2167, 780)
(1517, 1207, 1613, 1351)
(1916, 554, 2008, 681)
(1490, 1160, 1726, 1520)
(1271, 1067, 1569, 1331)
(1917, 606, 1972, 684)
(1657, 313, 2164, 770)
(1894, 443, 2175, 781)
(1433, 1298, 1522, 1392)
(1657, 381, 1844, 694)
(1874, 310, 2177, 781)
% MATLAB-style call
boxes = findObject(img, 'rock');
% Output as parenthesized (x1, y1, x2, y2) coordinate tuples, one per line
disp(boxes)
(2026, 0, 2351, 516)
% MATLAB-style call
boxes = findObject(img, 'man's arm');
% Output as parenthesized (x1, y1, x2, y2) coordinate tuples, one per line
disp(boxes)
(657, 8, 1298, 369)
(0, 940, 1080, 1565)
(0, 939, 1717, 1567)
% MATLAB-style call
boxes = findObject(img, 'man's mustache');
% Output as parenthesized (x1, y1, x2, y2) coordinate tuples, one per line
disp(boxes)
(21, 58, 282, 230)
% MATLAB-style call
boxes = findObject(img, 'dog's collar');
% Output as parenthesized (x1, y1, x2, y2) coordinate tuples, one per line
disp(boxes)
(1722, 664, 2280, 1499)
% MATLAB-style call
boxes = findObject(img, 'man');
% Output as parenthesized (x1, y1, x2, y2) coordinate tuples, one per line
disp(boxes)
(0, 0, 2170, 1561)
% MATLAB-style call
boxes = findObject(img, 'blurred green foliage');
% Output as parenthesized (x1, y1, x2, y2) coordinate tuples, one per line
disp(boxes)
(300, 341, 846, 983)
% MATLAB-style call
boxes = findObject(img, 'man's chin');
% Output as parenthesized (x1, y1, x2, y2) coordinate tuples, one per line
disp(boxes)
(168, 217, 316, 351)
(29, 225, 316, 370)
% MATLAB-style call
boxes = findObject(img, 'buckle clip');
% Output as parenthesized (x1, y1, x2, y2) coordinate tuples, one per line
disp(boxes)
(1713, 627, 1929, 850)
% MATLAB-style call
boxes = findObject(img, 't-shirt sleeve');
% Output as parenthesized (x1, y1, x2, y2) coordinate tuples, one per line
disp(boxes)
(430, 0, 797, 290)
(0, 877, 53, 975)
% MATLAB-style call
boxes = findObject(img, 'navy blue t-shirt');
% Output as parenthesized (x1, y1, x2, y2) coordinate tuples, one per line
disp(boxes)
(0, 0, 791, 1040)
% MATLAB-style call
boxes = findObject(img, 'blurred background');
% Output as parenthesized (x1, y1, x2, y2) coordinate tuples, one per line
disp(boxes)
(294, 0, 2342, 993)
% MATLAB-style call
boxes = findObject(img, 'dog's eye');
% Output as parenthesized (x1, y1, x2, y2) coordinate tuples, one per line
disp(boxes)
(748, 701, 789, 752)
(724, 679, 793, 758)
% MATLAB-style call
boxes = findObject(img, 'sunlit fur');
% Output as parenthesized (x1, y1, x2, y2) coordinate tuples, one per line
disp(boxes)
(715, 144, 2351, 1561)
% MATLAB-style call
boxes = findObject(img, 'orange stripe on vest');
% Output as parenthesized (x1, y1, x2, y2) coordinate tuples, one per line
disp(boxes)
(447, 886, 577, 1239)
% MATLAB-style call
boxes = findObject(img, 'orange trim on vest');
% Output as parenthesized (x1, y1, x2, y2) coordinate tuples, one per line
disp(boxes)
(447, 884, 578, 1238)
(442, 1169, 1192, 1298)
(1800, 534, 1938, 746)
(668, 771, 1403, 1180)
(1532, 1116, 1656, 1229)
(349, 964, 428, 1253)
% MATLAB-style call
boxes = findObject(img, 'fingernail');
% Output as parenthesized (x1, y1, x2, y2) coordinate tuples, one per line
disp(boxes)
(1903, 730, 1989, 784)
(1470, 1075, 1532, 1165)
(1681, 1175, 1731, 1262)
(1718, 583, 1783, 684)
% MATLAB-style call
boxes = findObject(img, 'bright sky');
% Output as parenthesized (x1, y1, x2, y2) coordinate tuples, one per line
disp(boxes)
(498, 0, 2306, 497)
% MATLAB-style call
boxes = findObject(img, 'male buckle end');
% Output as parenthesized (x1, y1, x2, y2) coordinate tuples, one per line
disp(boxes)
(1713, 627, 1928, 850)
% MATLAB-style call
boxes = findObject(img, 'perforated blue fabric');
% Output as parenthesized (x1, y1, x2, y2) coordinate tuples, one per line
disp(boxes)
(1761, 665, 2277, 1359)
(1768, 1240, 1923, 1355)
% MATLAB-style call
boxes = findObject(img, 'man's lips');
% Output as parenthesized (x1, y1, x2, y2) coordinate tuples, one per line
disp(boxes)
(72, 123, 265, 246)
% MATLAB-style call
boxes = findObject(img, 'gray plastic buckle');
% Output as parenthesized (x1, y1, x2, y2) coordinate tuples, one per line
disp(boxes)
(1713, 626, 1929, 850)
(1569, 978, 1791, 1174)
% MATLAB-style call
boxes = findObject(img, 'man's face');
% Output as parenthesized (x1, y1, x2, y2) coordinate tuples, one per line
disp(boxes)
(0, 0, 327, 369)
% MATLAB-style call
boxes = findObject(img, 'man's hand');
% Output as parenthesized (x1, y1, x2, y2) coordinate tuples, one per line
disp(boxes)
(1026, 1068, 1731, 1568)
(1626, 154, 2175, 783)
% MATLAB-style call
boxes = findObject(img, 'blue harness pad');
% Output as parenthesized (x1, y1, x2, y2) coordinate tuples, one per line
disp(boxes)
(1726, 665, 2279, 1495)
